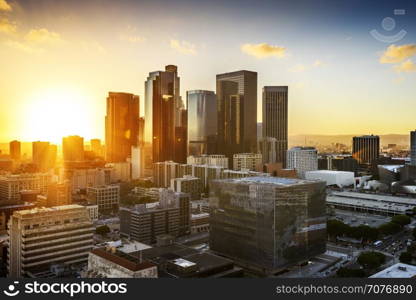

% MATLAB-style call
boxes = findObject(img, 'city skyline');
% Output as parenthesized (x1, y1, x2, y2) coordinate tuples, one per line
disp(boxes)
(1, 0, 416, 142)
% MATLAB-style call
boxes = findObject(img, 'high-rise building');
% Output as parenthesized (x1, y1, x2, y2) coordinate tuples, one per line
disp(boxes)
(7, 205, 94, 277)
(186, 90, 217, 156)
(216, 70, 257, 167)
(32, 141, 56, 171)
(209, 176, 326, 275)
(187, 154, 229, 168)
(262, 86, 288, 165)
(144, 65, 181, 164)
(62, 135, 85, 162)
(171, 175, 202, 200)
(9, 140, 21, 160)
(37, 181, 71, 207)
(287, 147, 318, 179)
(411, 131, 416, 166)
(174, 108, 187, 163)
(105, 92, 140, 163)
(352, 135, 380, 165)
(233, 153, 262, 171)
(258, 137, 277, 164)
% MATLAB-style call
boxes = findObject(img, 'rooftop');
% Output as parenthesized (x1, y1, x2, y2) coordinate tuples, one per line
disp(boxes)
(13, 204, 86, 216)
(220, 176, 322, 186)
(331, 191, 416, 206)
(91, 248, 156, 272)
(370, 263, 416, 278)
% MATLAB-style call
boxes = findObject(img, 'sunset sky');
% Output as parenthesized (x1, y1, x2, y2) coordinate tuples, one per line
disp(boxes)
(0, 0, 416, 143)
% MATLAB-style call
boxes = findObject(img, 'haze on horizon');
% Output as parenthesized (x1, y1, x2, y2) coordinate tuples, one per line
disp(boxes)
(0, 0, 415, 143)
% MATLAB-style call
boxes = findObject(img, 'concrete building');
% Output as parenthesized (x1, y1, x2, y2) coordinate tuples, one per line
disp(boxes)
(62, 135, 84, 162)
(262, 86, 288, 166)
(171, 175, 202, 200)
(32, 141, 56, 171)
(86, 185, 120, 214)
(287, 147, 318, 179)
(90, 139, 104, 158)
(37, 181, 72, 207)
(106, 162, 130, 182)
(209, 176, 327, 275)
(370, 263, 416, 278)
(86, 247, 158, 278)
(352, 135, 380, 165)
(304, 170, 355, 188)
(131, 146, 144, 179)
(8, 205, 94, 277)
(187, 155, 228, 169)
(9, 140, 21, 160)
(258, 137, 277, 164)
(411, 131, 416, 166)
(191, 213, 210, 234)
(233, 153, 262, 171)
(216, 70, 257, 167)
(62, 167, 113, 193)
(186, 90, 217, 156)
(153, 161, 180, 188)
(0, 173, 51, 204)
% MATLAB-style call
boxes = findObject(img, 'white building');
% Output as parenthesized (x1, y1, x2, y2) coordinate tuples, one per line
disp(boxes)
(370, 263, 416, 278)
(8, 205, 94, 277)
(131, 146, 144, 179)
(287, 147, 318, 179)
(233, 153, 262, 171)
(305, 170, 355, 188)
(86, 185, 120, 213)
(187, 155, 229, 169)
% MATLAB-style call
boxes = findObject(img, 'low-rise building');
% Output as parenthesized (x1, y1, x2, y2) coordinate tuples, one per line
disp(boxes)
(233, 153, 262, 171)
(86, 185, 120, 214)
(171, 175, 202, 200)
(370, 263, 416, 278)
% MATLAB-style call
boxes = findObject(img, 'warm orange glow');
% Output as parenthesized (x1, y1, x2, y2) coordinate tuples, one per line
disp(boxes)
(22, 87, 97, 143)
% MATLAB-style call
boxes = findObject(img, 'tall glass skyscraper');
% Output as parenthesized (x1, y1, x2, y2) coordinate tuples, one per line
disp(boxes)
(262, 86, 288, 166)
(352, 135, 380, 165)
(144, 65, 181, 163)
(411, 131, 416, 166)
(186, 90, 217, 156)
(216, 70, 257, 167)
(105, 92, 140, 162)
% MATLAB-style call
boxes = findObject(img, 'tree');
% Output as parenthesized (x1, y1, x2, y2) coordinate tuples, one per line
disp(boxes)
(357, 251, 386, 269)
(337, 268, 366, 278)
(391, 215, 411, 227)
(413, 228, 416, 240)
(327, 219, 351, 238)
(399, 252, 413, 264)
(96, 225, 110, 235)
(349, 225, 379, 242)
(378, 222, 401, 235)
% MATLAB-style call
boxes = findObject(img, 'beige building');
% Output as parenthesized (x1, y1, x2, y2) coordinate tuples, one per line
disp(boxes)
(170, 175, 202, 200)
(232, 153, 262, 171)
(0, 173, 51, 203)
(187, 155, 229, 168)
(86, 185, 120, 213)
(7, 205, 94, 277)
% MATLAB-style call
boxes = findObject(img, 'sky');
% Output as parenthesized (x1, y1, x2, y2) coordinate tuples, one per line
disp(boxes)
(0, 0, 416, 143)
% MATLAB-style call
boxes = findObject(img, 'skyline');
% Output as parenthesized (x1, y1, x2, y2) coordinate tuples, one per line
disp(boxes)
(1, 0, 416, 143)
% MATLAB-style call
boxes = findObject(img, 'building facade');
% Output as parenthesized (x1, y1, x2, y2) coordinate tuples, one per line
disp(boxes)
(262, 86, 288, 166)
(352, 135, 380, 165)
(9, 140, 21, 160)
(287, 147, 318, 179)
(62, 135, 85, 162)
(411, 131, 416, 166)
(86, 185, 120, 213)
(233, 153, 262, 171)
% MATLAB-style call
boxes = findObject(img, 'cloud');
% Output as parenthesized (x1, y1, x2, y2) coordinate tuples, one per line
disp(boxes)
(24, 28, 64, 45)
(241, 43, 286, 59)
(394, 60, 416, 73)
(289, 60, 325, 72)
(81, 41, 106, 54)
(0, 17, 16, 34)
(3, 40, 44, 54)
(170, 39, 196, 55)
(0, 0, 12, 11)
(380, 44, 416, 64)
(289, 64, 306, 73)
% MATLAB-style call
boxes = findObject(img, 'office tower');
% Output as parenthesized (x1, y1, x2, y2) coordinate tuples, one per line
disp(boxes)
(106, 162, 131, 182)
(186, 90, 217, 156)
(0, 173, 51, 203)
(7, 205, 94, 277)
(138, 117, 145, 146)
(187, 154, 229, 168)
(9, 140, 21, 160)
(32, 141, 56, 171)
(37, 181, 71, 207)
(233, 153, 262, 171)
(105, 92, 140, 163)
(174, 108, 187, 163)
(86, 185, 120, 214)
(62, 135, 85, 162)
(352, 135, 380, 165)
(258, 137, 277, 164)
(216, 70, 258, 166)
(209, 177, 326, 275)
(144, 65, 181, 164)
(262, 86, 288, 166)
(153, 161, 180, 187)
(411, 131, 416, 166)
(90, 139, 103, 157)
(171, 175, 202, 200)
(131, 146, 144, 179)
(287, 147, 318, 179)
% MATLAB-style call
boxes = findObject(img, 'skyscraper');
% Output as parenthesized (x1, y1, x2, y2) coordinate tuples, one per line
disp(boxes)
(411, 131, 416, 166)
(9, 140, 21, 160)
(258, 137, 278, 164)
(352, 135, 380, 165)
(145, 65, 181, 163)
(286, 147, 318, 179)
(216, 70, 257, 166)
(90, 139, 103, 157)
(209, 176, 326, 275)
(32, 141, 56, 171)
(62, 135, 84, 162)
(262, 86, 288, 166)
(187, 90, 217, 156)
(105, 92, 140, 163)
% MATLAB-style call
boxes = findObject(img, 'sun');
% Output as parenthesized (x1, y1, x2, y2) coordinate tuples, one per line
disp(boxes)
(22, 87, 97, 143)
